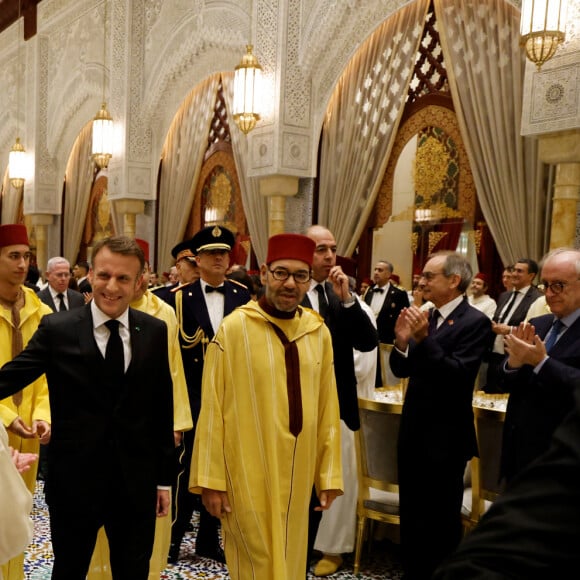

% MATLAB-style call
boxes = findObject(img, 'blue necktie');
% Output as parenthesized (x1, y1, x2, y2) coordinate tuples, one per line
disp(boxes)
(544, 319, 565, 352)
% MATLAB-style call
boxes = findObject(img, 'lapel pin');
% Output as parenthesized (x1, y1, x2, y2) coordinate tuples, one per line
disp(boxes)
(189, 292, 193, 296)
(447, 320, 454, 326)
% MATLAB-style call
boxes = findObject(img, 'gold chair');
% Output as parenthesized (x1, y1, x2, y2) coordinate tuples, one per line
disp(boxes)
(353, 396, 402, 575)
(462, 395, 507, 533)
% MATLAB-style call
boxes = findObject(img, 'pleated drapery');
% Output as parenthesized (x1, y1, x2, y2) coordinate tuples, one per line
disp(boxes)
(319, 0, 429, 256)
(62, 122, 94, 264)
(157, 74, 220, 271)
(435, 0, 545, 264)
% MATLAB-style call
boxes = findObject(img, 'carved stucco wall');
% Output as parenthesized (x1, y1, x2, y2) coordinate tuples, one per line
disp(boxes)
(0, 0, 537, 223)
(520, 0, 580, 135)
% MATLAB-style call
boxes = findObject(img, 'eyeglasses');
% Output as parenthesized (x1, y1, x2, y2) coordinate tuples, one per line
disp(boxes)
(268, 268, 311, 284)
(420, 271, 446, 281)
(538, 280, 578, 295)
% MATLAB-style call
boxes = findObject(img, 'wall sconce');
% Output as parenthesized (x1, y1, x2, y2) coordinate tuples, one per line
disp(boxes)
(233, 45, 263, 134)
(520, 0, 568, 69)
(92, 0, 113, 168)
(9, 137, 26, 190)
(92, 102, 114, 169)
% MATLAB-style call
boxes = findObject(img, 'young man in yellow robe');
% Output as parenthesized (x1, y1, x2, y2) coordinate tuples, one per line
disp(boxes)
(0, 224, 52, 580)
(190, 233, 343, 580)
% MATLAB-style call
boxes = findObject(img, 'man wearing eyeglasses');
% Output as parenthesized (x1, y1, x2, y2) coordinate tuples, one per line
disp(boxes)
(167, 226, 250, 565)
(190, 233, 343, 580)
(390, 251, 492, 580)
(483, 258, 541, 393)
(501, 247, 580, 485)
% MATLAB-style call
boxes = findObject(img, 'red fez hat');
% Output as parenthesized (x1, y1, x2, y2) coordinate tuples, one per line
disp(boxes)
(390, 273, 400, 285)
(0, 224, 29, 248)
(266, 234, 315, 267)
(474, 272, 488, 284)
(135, 238, 149, 263)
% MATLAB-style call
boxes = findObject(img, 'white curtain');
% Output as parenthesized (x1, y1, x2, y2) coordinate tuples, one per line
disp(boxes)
(63, 122, 94, 263)
(435, 0, 545, 264)
(222, 73, 269, 263)
(319, 0, 429, 255)
(0, 169, 22, 224)
(157, 74, 220, 272)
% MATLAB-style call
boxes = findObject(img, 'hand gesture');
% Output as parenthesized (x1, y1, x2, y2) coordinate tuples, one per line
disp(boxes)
(33, 420, 51, 444)
(327, 266, 350, 302)
(10, 448, 38, 474)
(7, 417, 35, 438)
(505, 323, 545, 368)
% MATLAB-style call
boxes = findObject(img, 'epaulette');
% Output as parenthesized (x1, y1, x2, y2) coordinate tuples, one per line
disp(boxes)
(170, 282, 193, 293)
(227, 278, 250, 290)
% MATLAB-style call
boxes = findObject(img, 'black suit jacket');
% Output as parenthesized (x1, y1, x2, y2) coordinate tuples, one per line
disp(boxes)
(390, 298, 492, 577)
(302, 282, 378, 431)
(78, 278, 92, 294)
(37, 287, 85, 312)
(168, 279, 251, 420)
(364, 283, 410, 343)
(0, 305, 174, 511)
(500, 313, 580, 482)
(391, 298, 493, 465)
(493, 286, 542, 326)
(433, 387, 580, 580)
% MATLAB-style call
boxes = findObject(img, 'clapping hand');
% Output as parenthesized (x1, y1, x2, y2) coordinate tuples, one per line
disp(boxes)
(504, 322, 546, 368)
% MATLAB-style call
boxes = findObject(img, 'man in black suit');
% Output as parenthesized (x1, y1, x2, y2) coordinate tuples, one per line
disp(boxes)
(501, 247, 580, 485)
(390, 251, 492, 580)
(37, 257, 85, 312)
(301, 225, 378, 575)
(0, 236, 174, 579)
(433, 385, 580, 580)
(364, 259, 409, 386)
(73, 260, 92, 294)
(167, 226, 251, 564)
(484, 258, 541, 393)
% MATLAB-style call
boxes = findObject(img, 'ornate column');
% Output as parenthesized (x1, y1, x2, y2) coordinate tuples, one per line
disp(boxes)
(114, 200, 144, 238)
(538, 131, 580, 249)
(106, 0, 151, 233)
(248, 1, 317, 231)
(29, 214, 54, 272)
(259, 176, 299, 236)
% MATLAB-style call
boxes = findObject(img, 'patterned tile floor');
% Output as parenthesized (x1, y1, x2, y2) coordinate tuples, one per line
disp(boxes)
(25, 482, 403, 579)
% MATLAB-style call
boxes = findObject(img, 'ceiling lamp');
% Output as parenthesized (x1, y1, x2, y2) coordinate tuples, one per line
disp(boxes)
(520, 0, 568, 69)
(9, 138, 26, 190)
(92, 102, 114, 169)
(92, 1, 113, 168)
(233, 45, 263, 134)
(9, 0, 27, 190)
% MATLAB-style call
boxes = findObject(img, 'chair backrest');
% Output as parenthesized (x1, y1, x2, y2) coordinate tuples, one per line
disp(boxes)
(469, 405, 506, 521)
(354, 397, 402, 573)
(379, 343, 409, 396)
(356, 397, 402, 494)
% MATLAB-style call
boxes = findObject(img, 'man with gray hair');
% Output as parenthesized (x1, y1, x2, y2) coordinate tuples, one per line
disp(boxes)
(37, 257, 85, 312)
(390, 251, 492, 580)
